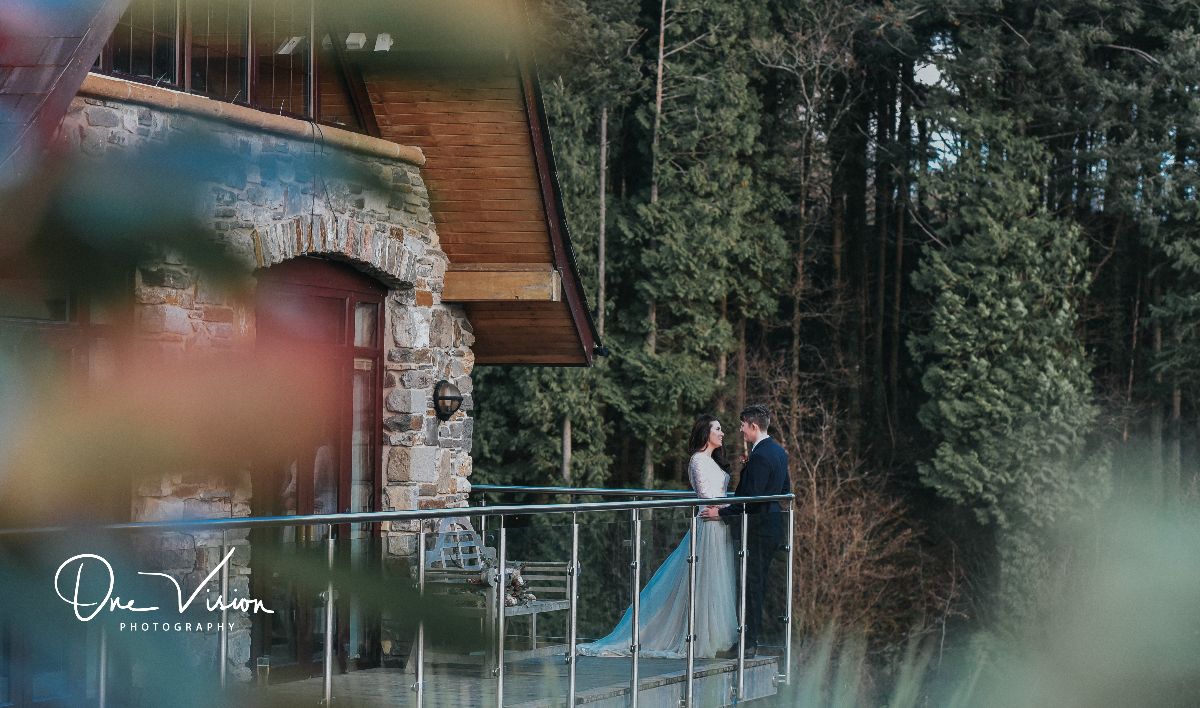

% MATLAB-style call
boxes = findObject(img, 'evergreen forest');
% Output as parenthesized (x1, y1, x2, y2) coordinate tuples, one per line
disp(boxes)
(473, 0, 1200, 688)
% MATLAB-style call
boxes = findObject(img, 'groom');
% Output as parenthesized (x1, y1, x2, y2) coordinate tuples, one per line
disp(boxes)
(702, 404, 790, 659)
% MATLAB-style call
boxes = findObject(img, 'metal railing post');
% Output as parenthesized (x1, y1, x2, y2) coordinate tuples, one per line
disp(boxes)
(414, 524, 426, 705)
(736, 508, 748, 702)
(98, 624, 107, 708)
(479, 496, 488, 540)
(323, 524, 335, 706)
(630, 508, 641, 708)
(783, 500, 795, 685)
(684, 511, 698, 708)
(496, 516, 507, 708)
(219, 530, 228, 690)
(568, 512, 580, 707)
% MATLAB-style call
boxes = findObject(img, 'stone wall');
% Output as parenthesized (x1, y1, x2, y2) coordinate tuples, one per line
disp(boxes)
(57, 78, 475, 680)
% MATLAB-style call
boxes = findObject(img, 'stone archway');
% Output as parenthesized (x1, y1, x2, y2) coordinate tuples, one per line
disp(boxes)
(248, 214, 421, 289)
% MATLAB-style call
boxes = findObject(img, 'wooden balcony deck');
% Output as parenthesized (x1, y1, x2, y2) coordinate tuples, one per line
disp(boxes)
(267, 653, 782, 707)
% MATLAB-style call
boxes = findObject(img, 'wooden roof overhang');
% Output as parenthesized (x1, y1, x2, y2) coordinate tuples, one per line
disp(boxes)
(1, 0, 600, 366)
(342, 4, 601, 366)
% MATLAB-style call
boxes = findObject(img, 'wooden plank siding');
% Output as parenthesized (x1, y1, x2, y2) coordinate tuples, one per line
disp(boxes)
(366, 69, 549, 266)
(366, 64, 590, 365)
(317, 53, 365, 133)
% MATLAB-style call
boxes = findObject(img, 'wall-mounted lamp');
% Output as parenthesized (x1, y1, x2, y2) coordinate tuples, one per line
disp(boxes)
(433, 380, 463, 421)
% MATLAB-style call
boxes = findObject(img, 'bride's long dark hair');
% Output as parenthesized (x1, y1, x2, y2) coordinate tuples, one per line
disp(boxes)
(687, 414, 730, 472)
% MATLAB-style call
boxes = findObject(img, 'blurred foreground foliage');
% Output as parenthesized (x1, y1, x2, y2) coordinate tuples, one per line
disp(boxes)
(783, 499, 1200, 707)
(0, 118, 478, 704)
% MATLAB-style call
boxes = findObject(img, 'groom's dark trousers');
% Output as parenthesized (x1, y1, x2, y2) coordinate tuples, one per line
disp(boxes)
(719, 436, 790, 649)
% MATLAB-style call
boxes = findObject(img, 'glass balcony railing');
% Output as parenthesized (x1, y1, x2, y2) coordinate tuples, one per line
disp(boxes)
(0, 487, 794, 707)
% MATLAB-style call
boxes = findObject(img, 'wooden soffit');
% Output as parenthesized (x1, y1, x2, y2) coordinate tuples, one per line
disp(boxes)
(351, 12, 600, 366)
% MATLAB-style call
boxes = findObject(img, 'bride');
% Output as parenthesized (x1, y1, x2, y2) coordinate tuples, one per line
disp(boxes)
(577, 415, 738, 659)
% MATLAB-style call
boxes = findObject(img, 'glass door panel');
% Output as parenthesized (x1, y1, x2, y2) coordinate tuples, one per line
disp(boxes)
(347, 359, 377, 662)
(312, 442, 338, 519)
(256, 292, 344, 344)
(350, 359, 375, 524)
(353, 303, 378, 348)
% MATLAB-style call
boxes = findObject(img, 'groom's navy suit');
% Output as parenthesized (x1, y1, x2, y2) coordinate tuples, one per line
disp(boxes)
(718, 435, 790, 650)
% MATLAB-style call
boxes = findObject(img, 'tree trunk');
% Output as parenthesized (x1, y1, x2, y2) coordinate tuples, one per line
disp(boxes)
(1123, 271, 1141, 444)
(873, 74, 893, 449)
(717, 294, 728, 414)
(845, 93, 870, 456)
(790, 193, 807, 451)
(1169, 379, 1181, 506)
(890, 61, 912, 433)
(561, 414, 572, 484)
(597, 105, 608, 338)
(642, 0, 667, 488)
(644, 300, 657, 486)
(850, 215, 867, 458)
(736, 315, 747, 460)
(650, 0, 667, 205)
(831, 193, 847, 433)
(1151, 280, 1164, 505)
(642, 446, 654, 490)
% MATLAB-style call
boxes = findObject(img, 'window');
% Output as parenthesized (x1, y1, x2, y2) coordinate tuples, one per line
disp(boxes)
(0, 277, 72, 322)
(189, 0, 250, 103)
(313, 40, 364, 132)
(251, 0, 311, 115)
(96, 0, 341, 122)
(94, 0, 382, 129)
(104, 0, 179, 85)
(0, 277, 119, 386)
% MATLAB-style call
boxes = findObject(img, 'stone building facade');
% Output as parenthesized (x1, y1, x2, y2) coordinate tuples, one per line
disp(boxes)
(2, 0, 602, 695)
(55, 74, 477, 678)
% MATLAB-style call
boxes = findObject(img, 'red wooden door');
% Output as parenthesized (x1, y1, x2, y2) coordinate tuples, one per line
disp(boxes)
(249, 257, 384, 681)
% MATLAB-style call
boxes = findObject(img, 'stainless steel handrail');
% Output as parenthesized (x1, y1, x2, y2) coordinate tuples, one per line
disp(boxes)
(0, 494, 793, 535)
(472, 484, 695, 498)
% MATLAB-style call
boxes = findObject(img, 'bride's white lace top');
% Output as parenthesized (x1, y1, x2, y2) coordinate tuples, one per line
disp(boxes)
(688, 452, 730, 508)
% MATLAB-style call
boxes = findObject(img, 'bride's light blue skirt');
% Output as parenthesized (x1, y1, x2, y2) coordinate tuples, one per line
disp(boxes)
(577, 517, 738, 659)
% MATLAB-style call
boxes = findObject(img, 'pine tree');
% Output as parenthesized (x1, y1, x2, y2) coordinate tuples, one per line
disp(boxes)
(909, 116, 1110, 618)
(615, 0, 783, 483)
